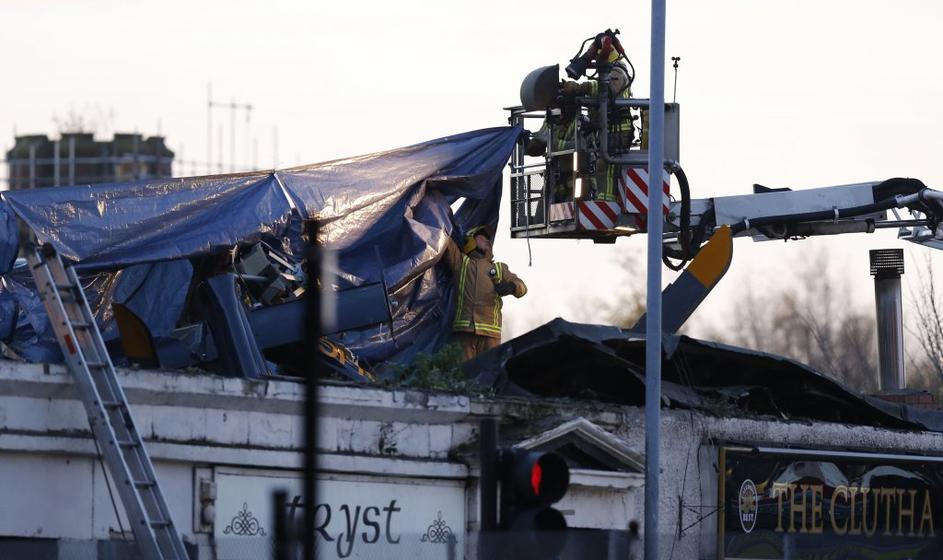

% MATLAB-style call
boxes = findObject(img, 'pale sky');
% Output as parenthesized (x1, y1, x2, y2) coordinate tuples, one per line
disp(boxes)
(3, 0, 943, 340)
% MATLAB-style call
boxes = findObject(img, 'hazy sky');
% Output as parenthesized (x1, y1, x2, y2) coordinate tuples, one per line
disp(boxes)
(3, 0, 943, 339)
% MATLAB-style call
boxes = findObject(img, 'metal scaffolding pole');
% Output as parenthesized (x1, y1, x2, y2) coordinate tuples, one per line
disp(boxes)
(28, 144, 36, 189)
(207, 87, 253, 173)
(53, 140, 60, 186)
(645, 0, 667, 558)
(230, 97, 236, 172)
(244, 106, 252, 172)
(68, 137, 76, 186)
(207, 83, 213, 176)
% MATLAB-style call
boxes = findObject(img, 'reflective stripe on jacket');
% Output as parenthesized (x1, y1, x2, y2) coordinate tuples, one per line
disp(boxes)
(599, 86, 634, 201)
(443, 239, 527, 338)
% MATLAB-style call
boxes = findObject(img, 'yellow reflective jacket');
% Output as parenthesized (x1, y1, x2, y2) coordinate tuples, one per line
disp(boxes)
(531, 80, 634, 202)
(443, 239, 527, 338)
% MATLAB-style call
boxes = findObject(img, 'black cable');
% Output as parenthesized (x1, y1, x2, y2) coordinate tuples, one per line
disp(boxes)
(94, 439, 127, 537)
(663, 253, 686, 271)
(623, 56, 636, 89)
(570, 36, 595, 62)
(666, 177, 931, 268)
(663, 163, 695, 271)
(729, 192, 915, 235)
(872, 177, 926, 200)
(672, 163, 692, 256)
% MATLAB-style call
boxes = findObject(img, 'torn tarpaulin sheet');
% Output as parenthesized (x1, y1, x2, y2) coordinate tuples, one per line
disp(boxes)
(0, 259, 193, 364)
(467, 317, 943, 433)
(0, 126, 521, 369)
(4, 173, 293, 271)
(0, 201, 17, 275)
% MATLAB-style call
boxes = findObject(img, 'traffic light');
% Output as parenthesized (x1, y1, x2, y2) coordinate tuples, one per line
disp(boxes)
(498, 448, 570, 559)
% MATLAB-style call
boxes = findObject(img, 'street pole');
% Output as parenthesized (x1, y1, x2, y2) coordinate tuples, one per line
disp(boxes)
(303, 220, 323, 560)
(645, 0, 666, 558)
(230, 98, 236, 172)
(207, 83, 212, 176)
(479, 418, 498, 559)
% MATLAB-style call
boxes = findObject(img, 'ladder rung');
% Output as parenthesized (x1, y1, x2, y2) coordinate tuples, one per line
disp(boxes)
(33, 245, 187, 555)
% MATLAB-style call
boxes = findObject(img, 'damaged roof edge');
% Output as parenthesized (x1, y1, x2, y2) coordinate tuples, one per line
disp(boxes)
(465, 317, 943, 434)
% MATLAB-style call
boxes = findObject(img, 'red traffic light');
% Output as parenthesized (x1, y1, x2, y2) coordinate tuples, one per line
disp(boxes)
(531, 461, 542, 496)
(506, 450, 569, 506)
(497, 449, 571, 558)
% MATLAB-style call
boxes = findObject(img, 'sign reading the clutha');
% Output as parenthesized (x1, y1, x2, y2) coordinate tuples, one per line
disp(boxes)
(719, 447, 943, 559)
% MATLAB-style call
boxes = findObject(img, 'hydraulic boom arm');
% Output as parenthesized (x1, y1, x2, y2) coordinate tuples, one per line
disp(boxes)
(652, 177, 943, 332)
(669, 177, 943, 256)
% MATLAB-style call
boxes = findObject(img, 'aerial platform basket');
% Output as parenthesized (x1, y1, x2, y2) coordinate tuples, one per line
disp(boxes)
(507, 100, 679, 243)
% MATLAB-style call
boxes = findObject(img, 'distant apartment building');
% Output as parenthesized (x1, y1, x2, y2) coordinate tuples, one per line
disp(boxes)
(5, 132, 174, 190)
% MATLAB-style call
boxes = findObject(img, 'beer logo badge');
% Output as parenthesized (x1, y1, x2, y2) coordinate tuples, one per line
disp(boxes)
(738, 479, 758, 533)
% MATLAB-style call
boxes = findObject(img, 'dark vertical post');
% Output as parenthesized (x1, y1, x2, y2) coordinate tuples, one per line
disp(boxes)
(645, 3, 667, 557)
(53, 139, 60, 186)
(133, 133, 140, 181)
(447, 533, 457, 560)
(303, 220, 323, 560)
(230, 98, 236, 173)
(480, 419, 498, 530)
(273, 490, 288, 560)
(68, 136, 76, 186)
(28, 143, 36, 189)
(207, 83, 213, 176)
(479, 418, 498, 559)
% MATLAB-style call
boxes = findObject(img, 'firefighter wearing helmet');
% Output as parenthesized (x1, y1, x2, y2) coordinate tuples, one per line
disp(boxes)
(525, 62, 635, 203)
(595, 63, 634, 202)
(441, 225, 527, 361)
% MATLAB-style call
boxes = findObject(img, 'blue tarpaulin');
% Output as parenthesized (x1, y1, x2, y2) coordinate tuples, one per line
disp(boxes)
(5, 173, 294, 271)
(0, 126, 521, 370)
(0, 201, 18, 275)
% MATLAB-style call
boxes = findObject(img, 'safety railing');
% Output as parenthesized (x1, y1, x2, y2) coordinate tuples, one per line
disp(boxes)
(507, 107, 585, 233)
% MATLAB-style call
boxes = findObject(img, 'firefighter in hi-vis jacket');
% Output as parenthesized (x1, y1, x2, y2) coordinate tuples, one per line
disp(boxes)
(442, 226, 527, 361)
(524, 63, 634, 204)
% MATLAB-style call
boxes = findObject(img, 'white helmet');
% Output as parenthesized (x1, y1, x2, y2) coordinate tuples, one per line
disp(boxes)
(610, 65, 630, 96)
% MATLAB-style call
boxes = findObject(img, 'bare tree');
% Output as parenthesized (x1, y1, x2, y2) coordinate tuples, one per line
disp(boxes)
(907, 253, 943, 392)
(52, 104, 116, 136)
(571, 248, 646, 328)
(578, 244, 883, 390)
(698, 248, 878, 390)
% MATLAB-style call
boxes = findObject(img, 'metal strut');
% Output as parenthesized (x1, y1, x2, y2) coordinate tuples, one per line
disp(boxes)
(26, 244, 188, 560)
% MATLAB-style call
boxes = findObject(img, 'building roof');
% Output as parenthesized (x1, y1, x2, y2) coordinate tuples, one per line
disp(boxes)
(465, 317, 943, 433)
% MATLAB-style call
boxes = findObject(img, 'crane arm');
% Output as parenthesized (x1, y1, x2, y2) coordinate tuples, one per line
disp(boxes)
(653, 178, 943, 333)
(669, 177, 943, 251)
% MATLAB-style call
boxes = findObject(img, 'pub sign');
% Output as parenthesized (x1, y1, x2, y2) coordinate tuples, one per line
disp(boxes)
(719, 446, 943, 559)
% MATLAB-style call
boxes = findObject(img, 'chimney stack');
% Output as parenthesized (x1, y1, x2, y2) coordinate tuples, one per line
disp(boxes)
(870, 249, 905, 390)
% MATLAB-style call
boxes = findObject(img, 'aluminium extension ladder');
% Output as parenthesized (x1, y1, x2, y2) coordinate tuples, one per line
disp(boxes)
(26, 243, 188, 560)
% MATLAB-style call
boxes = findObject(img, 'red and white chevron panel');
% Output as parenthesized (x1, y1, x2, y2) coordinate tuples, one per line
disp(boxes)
(577, 200, 621, 231)
(620, 167, 671, 216)
(549, 202, 575, 222)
